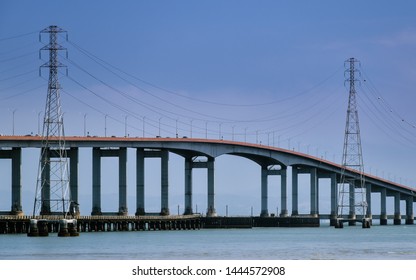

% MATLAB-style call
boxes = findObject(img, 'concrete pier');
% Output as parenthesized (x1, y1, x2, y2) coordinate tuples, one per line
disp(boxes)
(380, 188, 388, 225)
(291, 166, 299, 216)
(118, 147, 128, 215)
(207, 157, 216, 217)
(393, 192, 401, 225)
(183, 156, 217, 216)
(134, 149, 170, 215)
(92, 147, 128, 215)
(348, 183, 356, 226)
(136, 148, 145, 215)
(11, 148, 22, 215)
(260, 165, 269, 217)
(279, 168, 288, 217)
(68, 148, 79, 215)
(366, 183, 372, 222)
(0, 148, 23, 215)
(184, 157, 193, 215)
(92, 147, 102, 215)
(310, 167, 318, 217)
(406, 196, 414, 225)
(329, 173, 338, 226)
(260, 165, 287, 217)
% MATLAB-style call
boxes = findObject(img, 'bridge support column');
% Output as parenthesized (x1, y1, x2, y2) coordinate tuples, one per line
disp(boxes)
(184, 157, 193, 215)
(91, 147, 129, 216)
(405, 196, 414, 225)
(207, 157, 216, 217)
(40, 148, 51, 215)
(348, 183, 356, 226)
(160, 150, 169, 215)
(366, 183, 372, 222)
(136, 149, 145, 215)
(394, 193, 401, 225)
(380, 188, 387, 225)
(11, 148, 22, 215)
(259, 165, 286, 217)
(119, 147, 128, 216)
(68, 147, 79, 216)
(92, 148, 101, 215)
(135, 149, 170, 216)
(310, 168, 318, 217)
(280, 167, 288, 217)
(0, 149, 22, 215)
(330, 173, 338, 226)
(184, 156, 218, 216)
(260, 165, 269, 217)
(291, 166, 299, 216)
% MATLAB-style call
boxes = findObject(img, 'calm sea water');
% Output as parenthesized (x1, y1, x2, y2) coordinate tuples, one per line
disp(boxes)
(1, 224, 416, 260)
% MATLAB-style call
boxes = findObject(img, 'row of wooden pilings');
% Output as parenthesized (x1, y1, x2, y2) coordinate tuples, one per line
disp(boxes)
(0, 220, 30, 234)
(0, 215, 202, 234)
(78, 219, 201, 232)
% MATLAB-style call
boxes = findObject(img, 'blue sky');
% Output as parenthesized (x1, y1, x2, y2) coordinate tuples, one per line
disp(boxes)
(1, 1, 416, 216)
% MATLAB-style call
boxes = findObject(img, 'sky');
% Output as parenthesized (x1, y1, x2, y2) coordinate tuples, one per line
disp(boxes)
(1, 0, 416, 216)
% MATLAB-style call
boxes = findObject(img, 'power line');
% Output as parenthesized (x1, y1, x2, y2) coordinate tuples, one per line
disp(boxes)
(0, 51, 37, 64)
(0, 31, 38, 42)
(63, 56, 243, 123)
(361, 69, 416, 131)
(0, 69, 37, 82)
(0, 84, 45, 101)
(67, 38, 344, 108)
(55, 38, 348, 144)
(62, 52, 343, 137)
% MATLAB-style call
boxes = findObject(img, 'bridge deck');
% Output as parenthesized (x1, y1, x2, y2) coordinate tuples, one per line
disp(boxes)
(1, 135, 413, 193)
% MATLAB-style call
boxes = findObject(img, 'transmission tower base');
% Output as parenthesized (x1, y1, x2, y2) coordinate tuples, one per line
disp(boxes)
(27, 218, 79, 237)
(58, 219, 79, 237)
(27, 219, 48, 237)
(334, 218, 344, 229)
(334, 218, 371, 229)
(380, 215, 388, 225)
(27, 219, 39, 237)
(362, 218, 371, 228)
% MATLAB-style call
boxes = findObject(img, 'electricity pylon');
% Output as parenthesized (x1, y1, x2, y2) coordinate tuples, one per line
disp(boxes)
(32, 25, 72, 218)
(336, 57, 369, 228)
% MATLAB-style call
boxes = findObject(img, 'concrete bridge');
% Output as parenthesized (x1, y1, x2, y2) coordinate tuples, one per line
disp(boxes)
(0, 135, 415, 225)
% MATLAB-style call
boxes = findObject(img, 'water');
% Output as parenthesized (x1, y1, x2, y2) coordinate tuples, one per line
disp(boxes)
(1, 224, 416, 260)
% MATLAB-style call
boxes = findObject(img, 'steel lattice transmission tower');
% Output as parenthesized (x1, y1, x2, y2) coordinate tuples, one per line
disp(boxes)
(33, 25, 72, 217)
(337, 57, 368, 227)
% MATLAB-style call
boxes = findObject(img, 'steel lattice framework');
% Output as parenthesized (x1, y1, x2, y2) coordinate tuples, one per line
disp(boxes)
(337, 57, 367, 221)
(33, 26, 72, 217)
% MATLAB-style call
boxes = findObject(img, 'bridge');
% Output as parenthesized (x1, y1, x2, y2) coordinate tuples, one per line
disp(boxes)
(2, 26, 414, 235)
(1, 135, 415, 226)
